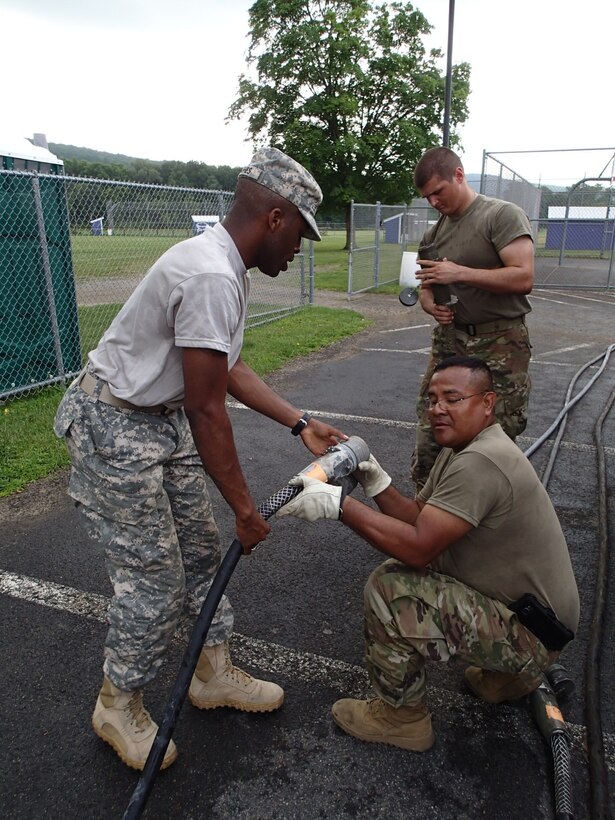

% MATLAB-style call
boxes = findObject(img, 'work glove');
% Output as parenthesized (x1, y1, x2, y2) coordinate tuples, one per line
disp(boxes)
(353, 454, 392, 498)
(276, 474, 343, 522)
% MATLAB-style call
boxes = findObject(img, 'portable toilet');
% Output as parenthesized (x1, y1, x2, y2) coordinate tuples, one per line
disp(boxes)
(0, 135, 81, 399)
(191, 215, 220, 235)
(90, 217, 104, 235)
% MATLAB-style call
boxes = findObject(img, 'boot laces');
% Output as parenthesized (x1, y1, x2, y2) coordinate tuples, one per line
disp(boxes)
(224, 662, 254, 687)
(124, 690, 152, 733)
(366, 697, 387, 716)
(220, 644, 254, 687)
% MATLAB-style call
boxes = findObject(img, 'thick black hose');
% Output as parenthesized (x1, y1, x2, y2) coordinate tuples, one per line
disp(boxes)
(122, 483, 301, 820)
(551, 732, 575, 819)
(525, 345, 614, 818)
(585, 387, 615, 819)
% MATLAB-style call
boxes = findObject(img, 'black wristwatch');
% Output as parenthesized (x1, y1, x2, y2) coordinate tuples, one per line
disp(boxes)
(291, 412, 311, 436)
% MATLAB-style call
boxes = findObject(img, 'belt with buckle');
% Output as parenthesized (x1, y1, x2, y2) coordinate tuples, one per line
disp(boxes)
(78, 371, 175, 415)
(454, 315, 525, 337)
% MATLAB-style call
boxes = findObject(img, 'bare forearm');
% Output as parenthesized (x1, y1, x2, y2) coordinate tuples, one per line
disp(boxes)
(417, 236, 534, 296)
(228, 357, 347, 455)
(228, 358, 302, 427)
(339, 496, 430, 568)
(372, 485, 422, 524)
(452, 264, 533, 293)
(187, 405, 253, 518)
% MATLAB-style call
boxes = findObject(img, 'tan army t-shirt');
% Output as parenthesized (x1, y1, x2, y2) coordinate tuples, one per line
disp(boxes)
(421, 194, 533, 325)
(418, 424, 579, 631)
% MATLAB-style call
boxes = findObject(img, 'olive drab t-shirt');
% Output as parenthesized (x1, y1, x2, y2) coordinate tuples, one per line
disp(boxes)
(417, 424, 580, 632)
(421, 194, 533, 325)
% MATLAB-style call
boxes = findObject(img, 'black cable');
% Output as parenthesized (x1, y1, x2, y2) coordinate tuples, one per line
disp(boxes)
(524, 346, 614, 460)
(122, 483, 301, 820)
(524, 345, 614, 819)
(585, 387, 614, 819)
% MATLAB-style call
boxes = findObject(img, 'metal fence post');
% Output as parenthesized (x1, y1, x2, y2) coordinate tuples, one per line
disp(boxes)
(309, 240, 315, 304)
(606, 216, 615, 289)
(374, 201, 381, 288)
(348, 200, 354, 298)
(31, 174, 65, 380)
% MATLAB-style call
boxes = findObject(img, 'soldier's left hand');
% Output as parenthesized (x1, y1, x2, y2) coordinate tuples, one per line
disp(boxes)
(300, 418, 348, 456)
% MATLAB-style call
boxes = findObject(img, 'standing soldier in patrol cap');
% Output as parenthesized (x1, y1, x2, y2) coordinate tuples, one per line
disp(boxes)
(54, 147, 346, 771)
(411, 147, 534, 491)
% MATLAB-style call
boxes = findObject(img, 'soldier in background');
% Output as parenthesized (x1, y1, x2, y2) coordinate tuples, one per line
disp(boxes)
(411, 146, 534, 491)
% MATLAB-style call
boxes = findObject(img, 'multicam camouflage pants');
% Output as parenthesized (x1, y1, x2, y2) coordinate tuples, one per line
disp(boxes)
(364, 560, 554, 707)
(411, 321, 532, 491)
(54, 383, 233, 691)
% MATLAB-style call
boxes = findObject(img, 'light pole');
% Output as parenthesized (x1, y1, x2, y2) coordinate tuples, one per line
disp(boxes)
(442, 0, 455, 147)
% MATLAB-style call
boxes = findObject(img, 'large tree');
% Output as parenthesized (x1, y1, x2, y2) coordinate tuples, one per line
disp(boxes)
(228, 0, 470, 244)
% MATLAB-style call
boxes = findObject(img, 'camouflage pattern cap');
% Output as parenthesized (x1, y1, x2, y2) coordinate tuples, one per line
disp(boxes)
(239, 147, 322, 241)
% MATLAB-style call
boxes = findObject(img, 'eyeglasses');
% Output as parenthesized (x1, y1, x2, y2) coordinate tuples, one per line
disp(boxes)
(423, 391, 489, 412)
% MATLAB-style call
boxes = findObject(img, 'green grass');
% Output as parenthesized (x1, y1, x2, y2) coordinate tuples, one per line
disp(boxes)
(78, 304, 123, 357)
(71, 235, 185, 279)
(1, 387, 70, 496)
(0, 306, 369, 498)
(241, 306, 368, 374)
(69, 229, 405, 293)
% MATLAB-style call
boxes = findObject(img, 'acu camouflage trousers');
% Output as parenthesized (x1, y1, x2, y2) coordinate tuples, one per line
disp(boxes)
(364, 560, 554, 708)
(54, 383, 233, 691)
(411, 321, 532, 491)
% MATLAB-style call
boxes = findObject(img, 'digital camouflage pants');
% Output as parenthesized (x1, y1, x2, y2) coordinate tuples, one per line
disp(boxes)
(364, 560, 555, 708)
(411, 321, 532, 491)
(54, 383, 233, 690)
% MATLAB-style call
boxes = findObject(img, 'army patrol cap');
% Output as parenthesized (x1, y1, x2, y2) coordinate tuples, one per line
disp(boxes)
(239, 147, 322, 241)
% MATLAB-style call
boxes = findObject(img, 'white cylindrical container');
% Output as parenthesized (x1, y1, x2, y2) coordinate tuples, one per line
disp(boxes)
(400, 252, 420, 288)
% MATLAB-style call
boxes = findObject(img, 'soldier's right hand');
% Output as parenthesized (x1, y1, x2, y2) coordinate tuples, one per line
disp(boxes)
(352, 455, 392, 498)
(236, 509, 271, 554)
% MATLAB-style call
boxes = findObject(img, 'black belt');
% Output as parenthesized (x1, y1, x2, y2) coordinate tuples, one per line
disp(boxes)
(454, 315, 525, 337)
(78, 371, 176, 415)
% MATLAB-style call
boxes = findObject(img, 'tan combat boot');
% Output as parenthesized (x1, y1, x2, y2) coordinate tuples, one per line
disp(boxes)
(464, 666, 541, 703)
(331, 697, 434, 752)
(92, 677, 177, 770)
(188, 641, 284, 713)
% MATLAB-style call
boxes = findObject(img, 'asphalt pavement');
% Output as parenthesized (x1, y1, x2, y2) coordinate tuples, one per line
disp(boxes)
(1, 287, 614, 820)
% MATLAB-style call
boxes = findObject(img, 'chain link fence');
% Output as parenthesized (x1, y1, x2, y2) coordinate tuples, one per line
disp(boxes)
(482, 149, 615, 289)
(1, 171, 313, 401)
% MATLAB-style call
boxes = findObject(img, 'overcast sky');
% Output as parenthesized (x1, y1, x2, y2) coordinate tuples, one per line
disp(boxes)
(3, 0, 614, 186)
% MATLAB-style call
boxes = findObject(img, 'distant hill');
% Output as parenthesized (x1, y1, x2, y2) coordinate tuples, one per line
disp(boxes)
(43, 142, 242, 190)
(48, 143, 146, 166)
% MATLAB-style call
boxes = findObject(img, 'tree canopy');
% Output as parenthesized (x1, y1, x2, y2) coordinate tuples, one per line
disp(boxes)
(51, 145, 241, 191)
(228, 0, 471, 219)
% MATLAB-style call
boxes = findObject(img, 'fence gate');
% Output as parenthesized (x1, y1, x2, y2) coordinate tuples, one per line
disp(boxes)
(348, 201, 413, 296)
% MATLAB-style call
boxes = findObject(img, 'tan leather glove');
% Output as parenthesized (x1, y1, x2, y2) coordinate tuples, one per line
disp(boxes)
(276, 475, 342, 522)
(353, 454, 392, 498)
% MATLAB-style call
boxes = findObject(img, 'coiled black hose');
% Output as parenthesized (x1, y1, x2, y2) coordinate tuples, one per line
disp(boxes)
(525, 344, 614, 819)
